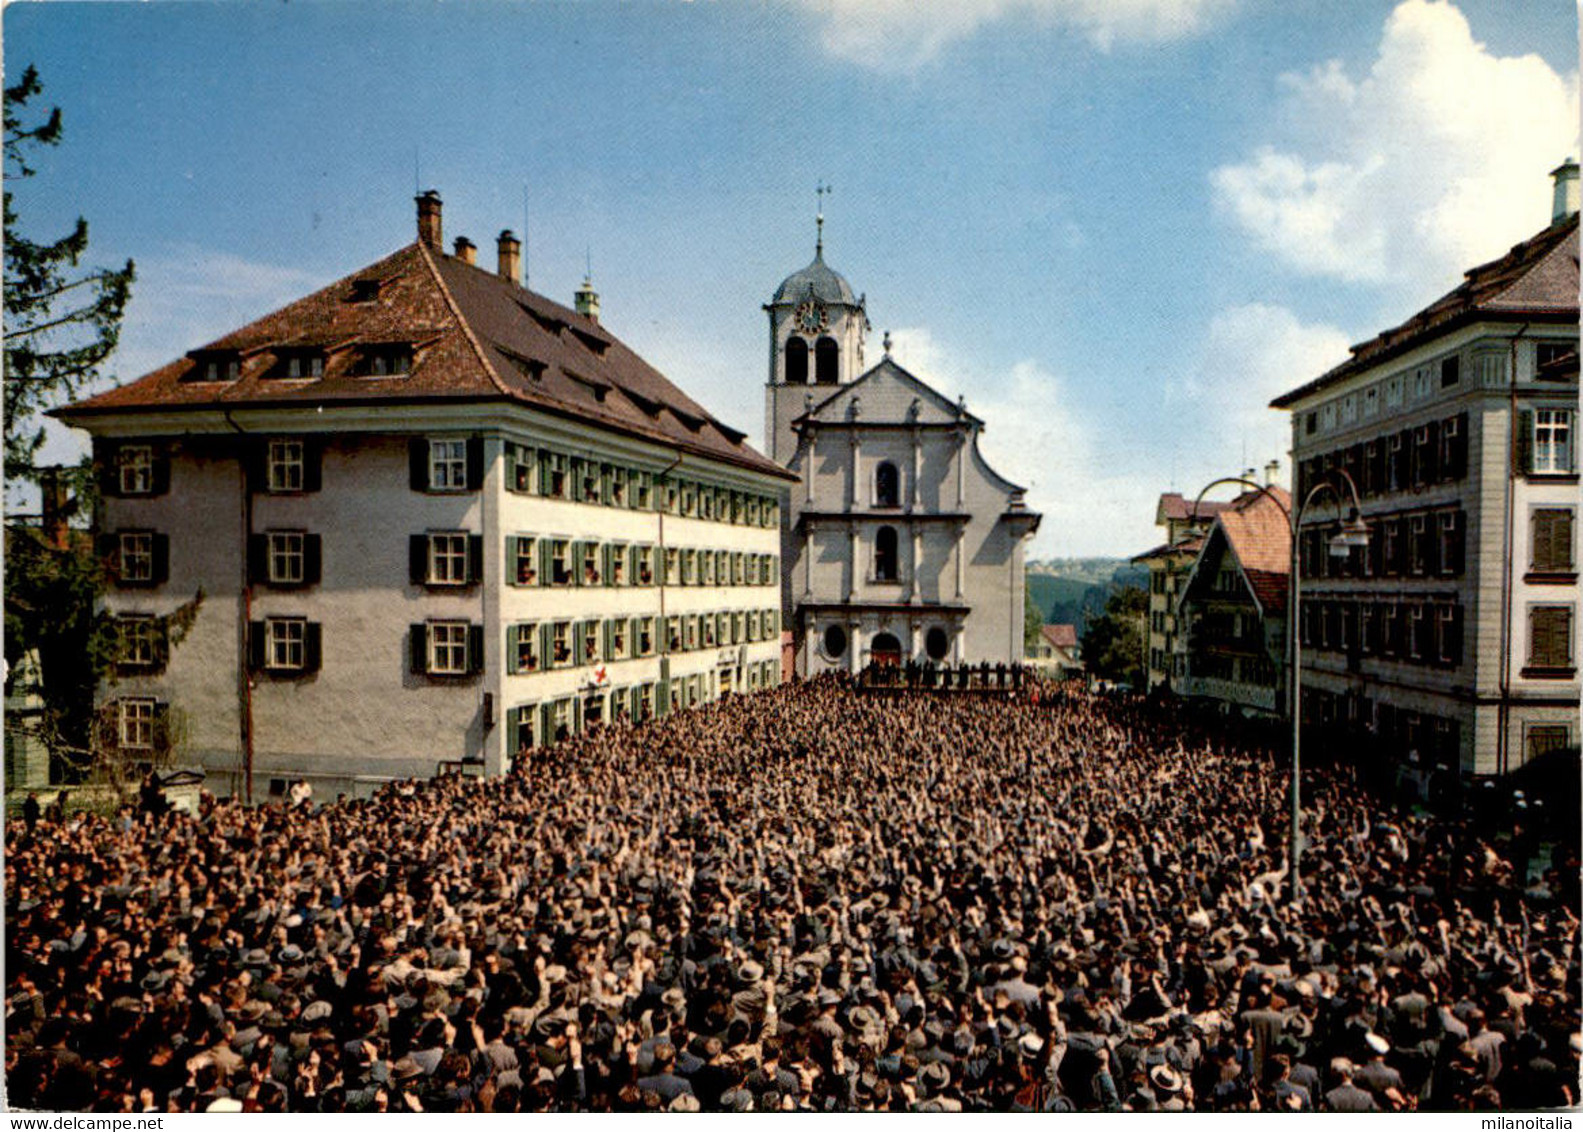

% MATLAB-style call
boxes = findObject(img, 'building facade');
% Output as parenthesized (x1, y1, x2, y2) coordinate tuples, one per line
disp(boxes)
(1131, 491, 1236, 691)
(763, 228, 1041, 674)
(1028, 623, 1084, 680)
(1271, 166, 1580, 775)
(1176, 488, 1291, 717)
(59, 193, 793, 800)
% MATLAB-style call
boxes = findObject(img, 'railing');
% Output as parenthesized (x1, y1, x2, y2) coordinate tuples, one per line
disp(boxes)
(1178, 675, 1278, 712)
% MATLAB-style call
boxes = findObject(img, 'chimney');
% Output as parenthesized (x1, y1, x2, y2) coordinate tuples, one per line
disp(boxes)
(1550, 158, 1579, 224)
(416, 190, 443, 250)
(496, 230, 521, 284)
(1264, 459, 1280, 487)
(575, 275, 601, 324)
(40, 467, 68, 551)
(453, 236, 476, 266)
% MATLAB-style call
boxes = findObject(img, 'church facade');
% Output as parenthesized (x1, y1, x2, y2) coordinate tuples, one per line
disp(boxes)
(764, 225, 1041, 675)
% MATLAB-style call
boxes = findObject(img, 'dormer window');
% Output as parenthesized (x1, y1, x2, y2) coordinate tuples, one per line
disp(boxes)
(276, 349, 326, 380)
(363, 344, 412, 377)
(349, 278, 387, 303)
(190, 351, 241, 382)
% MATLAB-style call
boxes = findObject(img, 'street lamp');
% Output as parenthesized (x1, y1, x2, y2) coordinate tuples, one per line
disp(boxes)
(1188, 470, 1370, 905)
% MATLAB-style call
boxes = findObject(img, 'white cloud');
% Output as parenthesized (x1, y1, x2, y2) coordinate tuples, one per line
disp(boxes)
(1213, 0, 1579, 300)
(799, 0, 1237, 72)
(1168, 302, 1352, 476)
(887, 327, 1160, 557)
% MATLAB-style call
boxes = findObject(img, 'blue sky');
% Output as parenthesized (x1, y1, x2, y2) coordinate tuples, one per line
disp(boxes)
(6, 0, 1577, 555)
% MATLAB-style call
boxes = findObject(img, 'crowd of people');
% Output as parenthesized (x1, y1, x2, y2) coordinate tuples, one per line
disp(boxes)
(5, 676, 1578, 1113)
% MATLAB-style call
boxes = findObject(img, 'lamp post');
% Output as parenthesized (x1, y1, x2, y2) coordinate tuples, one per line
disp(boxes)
(1188, 471, 1369, 905)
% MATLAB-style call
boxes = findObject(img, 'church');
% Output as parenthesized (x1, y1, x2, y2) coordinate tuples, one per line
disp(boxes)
(764, 215, 1041, 675)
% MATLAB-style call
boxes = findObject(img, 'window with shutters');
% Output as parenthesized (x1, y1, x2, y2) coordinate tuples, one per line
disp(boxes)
(1387, 433, 1405, 492)
(550, 698, 573, 741)
(551, 622, 572, 667)
(268, 532, 305, 585)
(609, 543, 627, 586)
(633, 470, 652, 510)
(550, 540, 572, 586)
(1533, 409, 1574, 474)
(1527, 724, 1570, 761)
(1408, 605, 1430, 660)
(1409, 514, 1429, 576)
(581, 542, 602, 585)
(667, 616, 682, 653)
(580, 461, 601, 504)
(682, 549, 697, 586)
(119, 698, 156, 749)
(701, 549, 715, 586)
(1436, 511, 1464, 577)
(1380, 605, 1400, 657)
(119, 615, 158, 669)
(731, 611, 743, 645)
(638, 683, 654, 721)
(664, 548, 679, 586)
(732, 552, 744, 586)
(699, 489, 714, 522)
(429, 621, 469, 675)
(267, 439, 305, 492)
(429, 440, 468, 490)
(680, 483, 696, 517)
(514, 538, 538, 585)
(1530, 508, 1575, 575)
(610, 466, 627, 506)
(509, 444, 536, 493)
(1439, 415, 1464, 480)
(267, 618, 308, 671)
(512, 705, 538, 753)
(635, 545, 655, 586)
(1436, 605, 1462, 666)
(429, 533, 468, 585)
(636, 617, 655, 656)
(746, 496, 760, 526)
(683, 615, 698, 651)
(581, 621, 600, 663)
(120, 532, 155, 583)
(1526, 606, 1574, 673)
(513, 623, 540, 673)
(119, 445, 154, 495)
(610, 618, 629, 660)
(702, 614, 717, 648)
(543, 451, 568, 498)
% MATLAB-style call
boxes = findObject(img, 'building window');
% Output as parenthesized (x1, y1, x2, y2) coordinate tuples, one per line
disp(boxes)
(428, 533, 468, 585)
(875, 461, 900, 508)
(702, 550, 716, 587)
(429, 621, 470, 675)
(667, 616, 682, 653)
(1527, 606, 1574, 673)
(610, 618, 629, 659)
(580, 461, 601, 504)
(509, 443, 536, 492)
(610, 466, 627, 506)
(1527, 724, 1571, 761)
(874, 526, 899, 582)
(514, 537, 538, 585)
(1439, 354, 1460, 388)
(281, 351, 325, 380)
(267, 439, 304, 492)
(198, 354, 240, 381)
(581, 621, 600, 664)
(119, 615, 158, 668)
(551, 540, 573, 586)
(680, 483, 696, 517)
(637, 617, 655, 656)
(609, 543, 627, 585)
(1533, 409, 1574, 474)
(1436, 605, 1462, 666)
(365, 345, 412, 376)
(664, 548, 680, 586)
(636, 546, 655, 586)
(118, 445, 154, 495)
(118, 698, 156, 749)
(684, 615, 698, 651)
(119, 532, 155, 584)
(785, 336, 809, 384)
(581, 542, 602, 586)
(926, 628, 950, 661)
(429, 439, 468, 490)
(815, 336, 839, 384)
(638, 683, 654, 721)
(703, 614, 717, 648)
(1531, 508, 1575, 574)
(551, 622, 572, 666)
(268, 531, 305, 585)
(513, 623, 540, 673)
(543, 452, 568, 498)
(633, 471, 652, 510)
(699, 489, 715, 522)
(267, 618, 308, 670)
(823, 624, 848, 658)
(682, 549, 697, 586)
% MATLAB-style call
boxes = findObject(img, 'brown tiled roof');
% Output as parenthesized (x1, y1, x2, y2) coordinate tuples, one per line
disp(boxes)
(58, 241, 792, 480)
(1157, 493, 1232, 523)
(1217, 486, 1291, 614)
(1041, 623, 1078, 650)
(1272, 215, 1580, 408)
(1131, 535, 1205, 563)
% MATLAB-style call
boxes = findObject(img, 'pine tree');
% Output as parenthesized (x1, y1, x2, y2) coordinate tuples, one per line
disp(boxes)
(4, 63, 135, 485)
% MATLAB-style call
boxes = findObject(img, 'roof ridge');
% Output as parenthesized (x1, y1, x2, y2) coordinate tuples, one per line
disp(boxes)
(416, 241, 516, 399)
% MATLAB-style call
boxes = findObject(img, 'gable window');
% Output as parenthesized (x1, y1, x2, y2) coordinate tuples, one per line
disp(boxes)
(119, 445, 155, 495)
(428, 621, 470, 675)
(430, 439, 468, 490)
(118, 698, 156, 749)
(1527, 606, 1574, 674)
(512, 623, 540, 673)
(1531, 508, 1575, 574)
(197, 354, 241, 382)
(1533, 408, 1574, 474)
(268, 531, 305, 585)
(267, 439, 305, 492)
(874, 526, 900, 582)
(119, 532, 155, 584)
(267, 617, 308, 671)
(875, 461, 900, 508)
(119, 615, 159, 669)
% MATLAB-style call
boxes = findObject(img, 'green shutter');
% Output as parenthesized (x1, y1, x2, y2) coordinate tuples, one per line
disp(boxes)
(1516, 409, 1533, 475)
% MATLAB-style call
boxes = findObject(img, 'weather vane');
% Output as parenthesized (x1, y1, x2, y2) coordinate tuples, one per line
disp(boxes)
(816, 181, 831, 255)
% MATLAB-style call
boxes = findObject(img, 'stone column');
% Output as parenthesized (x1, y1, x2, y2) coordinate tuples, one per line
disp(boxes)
(955, 426, 967, 510)
(911, 426, 922, 512)
(849, 429, 862, 511)
(804, 427, 817, 505)
(802, 524, 814, 599)
(954, 522, 965, 600)
(850, 618, 863, 675)
(909, 522, 922, 603)
(847, 522, 859, 600)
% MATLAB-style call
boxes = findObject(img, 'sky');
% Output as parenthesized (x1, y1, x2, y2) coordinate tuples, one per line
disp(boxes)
(5, 0, 1578, 557)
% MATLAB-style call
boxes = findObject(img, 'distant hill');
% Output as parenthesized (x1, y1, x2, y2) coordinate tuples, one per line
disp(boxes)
(1027, 557, 1148, 628)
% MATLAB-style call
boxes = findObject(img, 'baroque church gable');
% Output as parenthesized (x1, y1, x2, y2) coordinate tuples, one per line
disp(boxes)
(799, 358, 977, 427)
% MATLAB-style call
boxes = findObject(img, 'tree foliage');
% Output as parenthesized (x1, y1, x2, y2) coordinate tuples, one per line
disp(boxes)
(4, 64, 135, 485)
(1080, 584, 1147, 688)
(1023, 580, 1045, 656)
